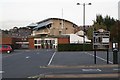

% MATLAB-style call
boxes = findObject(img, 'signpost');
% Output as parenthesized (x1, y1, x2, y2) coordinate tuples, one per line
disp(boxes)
(93, 30, 110, 64)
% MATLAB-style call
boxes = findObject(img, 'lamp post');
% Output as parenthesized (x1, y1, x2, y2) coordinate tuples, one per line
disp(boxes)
(77, 3, 91, 50)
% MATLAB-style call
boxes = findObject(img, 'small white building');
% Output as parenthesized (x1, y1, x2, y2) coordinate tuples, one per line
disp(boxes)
(75, 30, 84, 36)
(62, 33, 91, 44)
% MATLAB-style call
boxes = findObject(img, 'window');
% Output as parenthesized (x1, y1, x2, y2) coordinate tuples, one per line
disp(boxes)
(3, 45, 8, 48)
(0, 45, 2, 48)
(34, 40, 37, 44)
(38, 40, 41, 44)
(41, 40, 44, 44)
(35, 46, 37, 49)
(45, 40, 47, 44)
(59, 31, 62, 35)
(38, 46, 41, 49)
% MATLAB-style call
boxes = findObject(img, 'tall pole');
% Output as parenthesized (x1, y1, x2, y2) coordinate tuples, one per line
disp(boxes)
(83, 3, 85, 44)
(77, 3, 91, 51)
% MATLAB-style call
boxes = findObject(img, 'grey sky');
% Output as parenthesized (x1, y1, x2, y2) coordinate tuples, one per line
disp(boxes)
(0, 0, 119, 30)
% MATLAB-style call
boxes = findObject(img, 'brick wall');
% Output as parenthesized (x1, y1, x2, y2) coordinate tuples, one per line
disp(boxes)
(28, 38, 34, 49)
(0, 37, 12, 45)
(58, 37, 70, 44)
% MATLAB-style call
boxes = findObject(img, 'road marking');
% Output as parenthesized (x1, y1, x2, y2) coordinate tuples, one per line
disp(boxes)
(113, 68, 120, 71)
(48, 52, 56, 66)
(28, 74, 45, 79)
(36, 53, 39, 54)
(82, 69, 101, 72)
(0, 71, 4, 74)
(48, 64, 118, 68)
(43, 73, 120, 78)
(26, 56, 30, 59)
(85, 52, 113, 64)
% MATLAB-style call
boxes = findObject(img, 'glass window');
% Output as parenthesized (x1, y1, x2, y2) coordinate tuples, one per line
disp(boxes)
(38, 46, 41, 49)
(50, 40, 52, 44)
(3, 45, 8, 48)
(41, 40, 44, 44)
(34, 40, 37, 44)
(38, 40, 41, 44)
(51, 40, 55, 44)
(59, 31, 62, 35)
(45, 40, 47, 44)
(35, 46, 37, 49)
(0, 45, 2, 48)
(47, 40, 50, 43)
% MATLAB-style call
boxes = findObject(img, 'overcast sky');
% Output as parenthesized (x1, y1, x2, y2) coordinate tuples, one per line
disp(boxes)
(0, 0, 120, 30)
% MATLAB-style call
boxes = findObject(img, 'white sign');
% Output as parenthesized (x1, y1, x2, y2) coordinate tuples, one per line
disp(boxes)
(113, 43, 118, 48)
(102, 38, 109, 43)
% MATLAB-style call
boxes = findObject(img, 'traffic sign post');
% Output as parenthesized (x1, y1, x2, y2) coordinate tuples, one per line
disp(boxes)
(93, 30, 110, 64)
(94, 50, 96, 64)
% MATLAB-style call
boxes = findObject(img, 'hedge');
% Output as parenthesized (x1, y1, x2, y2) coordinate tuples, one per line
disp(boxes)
(57, 43, 93, 51)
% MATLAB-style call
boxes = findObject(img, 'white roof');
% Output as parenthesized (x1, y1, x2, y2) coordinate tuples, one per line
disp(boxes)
(28, 23, 38, 27)
(75, 30, 84, 36)
(62, 34, 91, 43)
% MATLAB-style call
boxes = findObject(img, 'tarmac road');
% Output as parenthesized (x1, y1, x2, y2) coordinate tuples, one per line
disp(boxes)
(2, 49, 120, 79)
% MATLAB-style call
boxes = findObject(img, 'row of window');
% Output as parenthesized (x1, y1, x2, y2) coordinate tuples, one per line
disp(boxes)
(34, 40, 55, 44)
(34, 44, 56, 49)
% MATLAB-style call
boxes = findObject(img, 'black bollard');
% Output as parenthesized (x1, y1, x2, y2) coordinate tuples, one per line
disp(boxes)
(113, 49, 118, 64)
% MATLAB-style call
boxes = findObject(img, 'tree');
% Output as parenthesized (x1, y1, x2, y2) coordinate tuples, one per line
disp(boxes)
(93, 15, 116, 31)
(93, 23, 107, 31)
(86, 26, 93, 40)
(86, 23, 107, 40)
(87, 14, 118, 43)
(110, 21, 120, 42)
(95, 15, 103, 25)
(103, 15, 116, 31)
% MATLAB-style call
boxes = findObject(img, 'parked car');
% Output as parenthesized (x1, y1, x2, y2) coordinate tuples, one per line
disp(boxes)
(0, 45, 13, 53)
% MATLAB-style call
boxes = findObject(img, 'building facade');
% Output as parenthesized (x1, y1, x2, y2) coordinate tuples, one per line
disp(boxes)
(29, 18, 78, 36)
(28, 36, 70, 49)
(27, 18, 79, 49)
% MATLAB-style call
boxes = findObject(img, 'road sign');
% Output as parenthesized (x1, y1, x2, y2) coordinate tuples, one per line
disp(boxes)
(93, 30, 110, 50)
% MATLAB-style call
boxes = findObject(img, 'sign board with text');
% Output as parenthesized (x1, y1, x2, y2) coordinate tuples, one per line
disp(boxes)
(93, 30, 110, 50)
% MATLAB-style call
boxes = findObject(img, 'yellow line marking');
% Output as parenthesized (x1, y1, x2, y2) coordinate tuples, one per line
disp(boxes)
(47, 64, 119, 68)
(28, 73, 120, 78)
(44, 73, 120, 78)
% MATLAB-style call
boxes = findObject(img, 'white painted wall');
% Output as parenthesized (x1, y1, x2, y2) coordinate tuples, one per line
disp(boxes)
(63, 34, 91, 43)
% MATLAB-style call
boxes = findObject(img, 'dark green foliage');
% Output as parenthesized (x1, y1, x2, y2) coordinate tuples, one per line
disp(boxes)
(87, 14, 118, 42)
(57, 44, 93, 51)
(94, 15, 116, 31)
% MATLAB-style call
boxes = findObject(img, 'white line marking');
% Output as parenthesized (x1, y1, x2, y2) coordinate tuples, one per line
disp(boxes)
(37, 77, 41, 80)
(82, 69, 102, 72)
(0, 71, 4, 74)
(36, 53, 39, 54)
(85, 52, 113, 64)
(48, 52, 56, 66)
(26, 56, 30, 59)
(113, 68, 120, 71)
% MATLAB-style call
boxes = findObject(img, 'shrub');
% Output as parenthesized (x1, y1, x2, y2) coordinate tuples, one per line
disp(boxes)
(58, 43, 93, 51)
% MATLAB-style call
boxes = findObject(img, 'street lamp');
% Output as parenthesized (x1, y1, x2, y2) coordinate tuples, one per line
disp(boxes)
(77, 3, 91, 50)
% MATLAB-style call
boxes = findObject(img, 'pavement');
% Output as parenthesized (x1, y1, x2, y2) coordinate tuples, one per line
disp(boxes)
(1, 49, 120, 79)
